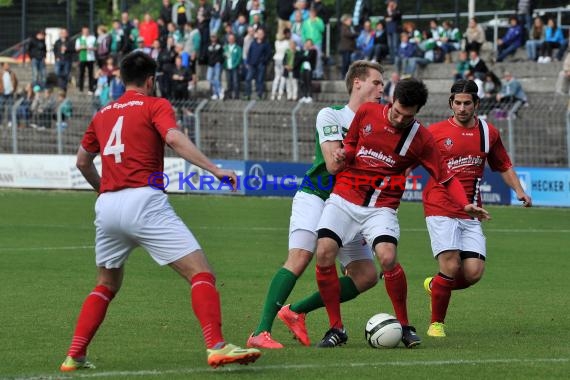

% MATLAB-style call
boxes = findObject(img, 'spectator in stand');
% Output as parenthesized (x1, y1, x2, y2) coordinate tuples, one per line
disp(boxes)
(76, 26, 97, 94)
(352, 0, 371, 30)
(496, 71, 527, 117)
(298, 38, 317, 103)
(172, 0, 194, 31)
(27, 30, 47, 88)
(250, 13, 264, 32)
(290, 9, 304, 48)
(160, 0, 173, 24)
(16, 83, 34, 128)
(381, 71, 399, 104)
(210, 0, 223, 35)
(453, 50, 470, 81)
(196, 0, 213, 64)
(479, 71, 502, 117)
(276, 0, 296, 39)
(158, 36, 177, 98)
(464, 17, 485, 54)
(30, 87, 56, 130)
(496, 16, 524, 62)
(0, 62, 18, 128)
(248, 0, 264, 25)
(525, 16, 545, 61)
(96, 25, 112, 68)
(171, 55, 191, 100)
(468, 49, 489, 80)
(54, 89, 72, 131)
(110, 20, 126, 63)
(302, 6, 325, 79)
(352, 19, 375, 62)
(206, 34, 224, 100)
(271, 29, 290, 100)
(385, 0, 402, 64)
(245, 28, 271, 100)
(222, 0, 247, 26)
(167, 21, 184, 45)
(555, 51, 570, 95)
(120, 11, 135, 53)
(247, 0, 265, 12)
(372, 21, 389, 63)
(157, 17, 169, 46)
(338, 14, 358, 79)
(53, 28, 74, 91)
(183, 21, 201, 92)
(395, 33, 417, 77)
(290, 0, 309, 24)
(94, 68, 111, 108)
(538, 18, 565, 63)
(242, 25, 255, 64)
(223, 33, 243, 99)
(517, 0, 534, 34)
(312, 0, 330, 25)
(440, 20, 461, 61)
(466, 71, 485, 99)
(149, 39, 162, 61)
(139, 13, 160, 50)
(283, 38, 299, 101)
(232, 14, 249, 45)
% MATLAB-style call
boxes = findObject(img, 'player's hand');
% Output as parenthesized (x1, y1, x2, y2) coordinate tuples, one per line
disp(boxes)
(517, 193, 532, 207)
(464, 204, 491, 221)
(213, 168, 238, 192)
(333, 148, 346, 164)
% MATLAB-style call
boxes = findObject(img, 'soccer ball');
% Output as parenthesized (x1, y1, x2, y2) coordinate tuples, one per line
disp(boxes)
(365, 313, 402, 348)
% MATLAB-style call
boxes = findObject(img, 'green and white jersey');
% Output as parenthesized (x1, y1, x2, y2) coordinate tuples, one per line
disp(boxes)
(299, 104, 355, 201)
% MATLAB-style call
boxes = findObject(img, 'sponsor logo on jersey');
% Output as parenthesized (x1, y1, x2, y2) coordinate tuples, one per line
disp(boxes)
(323, 125, 339, 136)
(356, 146, 396, 167)
(447, 155, 484, 170)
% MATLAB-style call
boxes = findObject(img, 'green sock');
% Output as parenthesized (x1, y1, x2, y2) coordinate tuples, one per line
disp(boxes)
(254, 267, 297, 335)
(290, 276, 360, 314)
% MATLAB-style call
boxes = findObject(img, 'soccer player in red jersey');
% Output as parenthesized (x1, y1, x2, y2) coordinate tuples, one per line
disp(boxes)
(314, 78, 490, 348)
(422, 79, 531, 338)
(60, 52, 261, 371)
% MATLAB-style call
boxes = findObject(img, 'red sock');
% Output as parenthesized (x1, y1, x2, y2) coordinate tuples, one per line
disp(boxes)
(67, 285, 115, 358)
(431, 273, 454, 323)
(452, 268, 471, 290)
(383, 263, 409, 326)
(191, 272, 224, 349)
(316, 264, 342, 329)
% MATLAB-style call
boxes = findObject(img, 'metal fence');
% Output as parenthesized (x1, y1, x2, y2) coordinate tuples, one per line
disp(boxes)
(1, 93, 568, 167)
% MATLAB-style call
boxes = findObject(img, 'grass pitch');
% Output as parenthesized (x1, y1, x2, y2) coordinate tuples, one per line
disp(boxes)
(0, 189, 569, 379)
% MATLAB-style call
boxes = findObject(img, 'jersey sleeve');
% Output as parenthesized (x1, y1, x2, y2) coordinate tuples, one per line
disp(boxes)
(342, 106, 364, 163)
(151, 98, 178, 140)
(81, 119, 100, 154)
(487, 132, 513, 172)
(316, 107, 344, 144)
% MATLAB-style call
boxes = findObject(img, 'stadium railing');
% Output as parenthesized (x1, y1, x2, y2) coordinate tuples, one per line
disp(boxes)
(2, 94, 568, 167)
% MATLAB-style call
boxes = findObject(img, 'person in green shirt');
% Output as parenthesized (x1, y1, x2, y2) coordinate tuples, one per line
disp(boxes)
(246, 60, 385, 349)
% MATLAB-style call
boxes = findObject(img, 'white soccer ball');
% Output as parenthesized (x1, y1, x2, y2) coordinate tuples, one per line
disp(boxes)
(365, 313, 402, 348)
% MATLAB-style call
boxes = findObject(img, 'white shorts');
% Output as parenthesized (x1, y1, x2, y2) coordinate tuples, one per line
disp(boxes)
(425, 216, 486, 258)
(94, 187, 201, 268)
(289, 191, 373, 266)
(318, 193, 400, 248)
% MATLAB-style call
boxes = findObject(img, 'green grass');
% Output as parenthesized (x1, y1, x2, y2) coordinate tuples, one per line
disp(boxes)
(0, 189, 569, 379)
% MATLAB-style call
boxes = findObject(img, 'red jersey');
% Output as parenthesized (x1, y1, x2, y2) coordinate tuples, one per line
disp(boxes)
(423, 117, 512, 218)
(81, 90, 177, 193)
(334, 103, 454, 209)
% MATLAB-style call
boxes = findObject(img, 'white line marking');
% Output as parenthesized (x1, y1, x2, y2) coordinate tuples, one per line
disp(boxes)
(4, 358, 568, 380)
(0, 245, 94, 252)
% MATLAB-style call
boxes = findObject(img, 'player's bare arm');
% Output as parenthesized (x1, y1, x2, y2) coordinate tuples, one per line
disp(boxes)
(500, 168, 532, 207)
(321, 140, 344, 174)
(165, 129, 238, 190)
(76, 146, 100, 192)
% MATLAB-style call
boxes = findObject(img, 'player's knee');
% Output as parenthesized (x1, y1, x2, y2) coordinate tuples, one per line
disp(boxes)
(464, 267, 485, 284)
(284, 249, 312, 276)
(346, 263, 378, 292)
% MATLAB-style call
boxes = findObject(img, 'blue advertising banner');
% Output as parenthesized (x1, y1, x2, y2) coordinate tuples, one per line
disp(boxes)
(513, 167, 570, 207)
(243, 161, 312, 197)
(402, 166, 510, 205)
